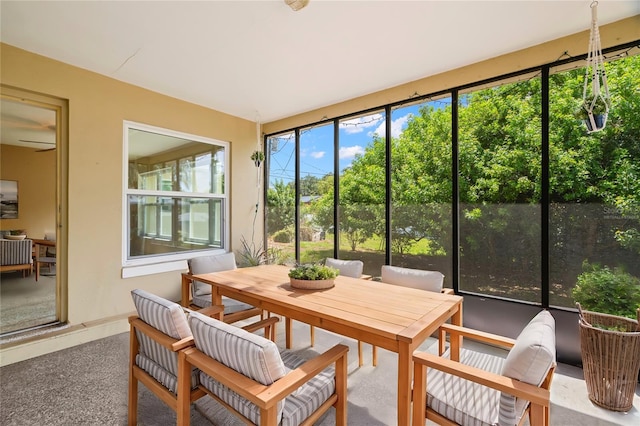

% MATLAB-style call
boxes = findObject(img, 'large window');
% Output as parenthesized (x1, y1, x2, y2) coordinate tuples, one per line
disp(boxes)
(123, 122, 228, 266)
(458, 74, 542, 301)
(265, 43, 639, 309)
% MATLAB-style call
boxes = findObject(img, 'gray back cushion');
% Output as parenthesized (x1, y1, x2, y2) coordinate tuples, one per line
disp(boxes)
(189, 310, 286, 385)
(499, 310, 556, 425)
(188, 252, 237, 296)
(380, 265, 444, 292)
(131, 288, 191, 339)
(325, 258, 363, 278)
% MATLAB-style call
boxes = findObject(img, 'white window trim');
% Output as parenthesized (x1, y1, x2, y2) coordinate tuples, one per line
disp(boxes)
(122, 120, 230, 276)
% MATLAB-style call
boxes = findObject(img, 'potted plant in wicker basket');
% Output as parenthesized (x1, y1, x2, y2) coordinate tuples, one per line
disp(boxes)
(288, 263, 339, 290)
(573, 262, 640, 412)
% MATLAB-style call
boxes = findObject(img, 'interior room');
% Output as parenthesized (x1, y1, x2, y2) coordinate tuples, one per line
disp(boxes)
(1, 1, 639, 425)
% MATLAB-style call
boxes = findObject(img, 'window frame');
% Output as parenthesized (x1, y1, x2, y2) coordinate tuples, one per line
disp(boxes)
(122, 121, 229, 276)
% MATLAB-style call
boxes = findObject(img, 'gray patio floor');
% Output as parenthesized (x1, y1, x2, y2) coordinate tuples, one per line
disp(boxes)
(1, 316, 638, 425)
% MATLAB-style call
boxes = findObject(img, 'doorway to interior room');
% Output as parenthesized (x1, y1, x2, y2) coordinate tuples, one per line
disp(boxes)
(0, 88, 66, 337)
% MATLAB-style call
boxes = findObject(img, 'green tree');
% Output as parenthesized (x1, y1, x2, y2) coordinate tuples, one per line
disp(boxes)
(266, 180, 295, 234)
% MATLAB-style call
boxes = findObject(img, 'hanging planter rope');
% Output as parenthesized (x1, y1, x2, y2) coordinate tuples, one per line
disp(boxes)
(581, 1, 610, 133)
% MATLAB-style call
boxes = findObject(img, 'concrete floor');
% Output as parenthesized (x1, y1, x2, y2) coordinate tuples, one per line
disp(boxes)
(0, 316, 638, 425)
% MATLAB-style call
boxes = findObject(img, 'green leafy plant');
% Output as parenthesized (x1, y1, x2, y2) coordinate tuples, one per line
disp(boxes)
(9, 229, 26, 235)
(250, 150, 265, 166)
(572, 261, 640, 320)
(574, 100, 608, 120)
(288, 263, 338, 280)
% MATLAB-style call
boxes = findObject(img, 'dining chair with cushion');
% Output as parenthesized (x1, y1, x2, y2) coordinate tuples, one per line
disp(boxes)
(179, 310, 349, 426)
(372, 265, 451, 365)
(411, 310, 557, 426)
(129, 288, 278, 426)
(181, 252, 262, 324)
(312, 258, 370, 367)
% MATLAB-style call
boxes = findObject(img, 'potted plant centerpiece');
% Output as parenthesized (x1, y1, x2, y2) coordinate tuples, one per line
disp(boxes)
(288, 263, 339, 290)
(573, 262, 640, 412)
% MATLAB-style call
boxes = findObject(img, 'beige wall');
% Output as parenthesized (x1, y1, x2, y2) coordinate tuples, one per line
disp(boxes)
(0, 15, 637, 365)
(0, 145, 56, 238)
(0, 43, 263, 364)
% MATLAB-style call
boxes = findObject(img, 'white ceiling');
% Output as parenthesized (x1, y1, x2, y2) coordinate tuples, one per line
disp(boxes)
(1, 1, 638, 124)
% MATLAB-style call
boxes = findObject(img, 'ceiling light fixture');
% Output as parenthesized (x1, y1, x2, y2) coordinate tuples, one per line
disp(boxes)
(285, 0, 309, 12)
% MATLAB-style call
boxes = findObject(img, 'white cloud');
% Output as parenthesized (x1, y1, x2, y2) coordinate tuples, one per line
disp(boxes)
(339, 145, 365, 159)
(371, 113, 412, 138)
(310, 151, 325, 159)
(340, 113, 384, 134)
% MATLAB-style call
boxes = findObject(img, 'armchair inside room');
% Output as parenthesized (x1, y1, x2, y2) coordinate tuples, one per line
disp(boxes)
(180, 252, 262, 324)
(411, 310, 556, 426)
(0, 238, 33, 276)
(128, 289, 279, 426)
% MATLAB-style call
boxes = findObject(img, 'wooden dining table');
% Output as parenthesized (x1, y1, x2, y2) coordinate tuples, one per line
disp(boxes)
(192, 263, 463, 425)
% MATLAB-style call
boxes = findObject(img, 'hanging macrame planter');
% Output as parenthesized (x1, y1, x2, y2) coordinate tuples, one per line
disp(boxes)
(581, 1, 610, 133)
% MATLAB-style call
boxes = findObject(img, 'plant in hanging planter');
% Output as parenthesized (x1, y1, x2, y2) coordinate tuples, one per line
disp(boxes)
(251, 150, 265, 167)
(575, 100, 608, 133)
(288, 263, 339, 290)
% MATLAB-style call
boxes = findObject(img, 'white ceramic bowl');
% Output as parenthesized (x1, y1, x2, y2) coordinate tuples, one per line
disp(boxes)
(5, 234, 26, 240)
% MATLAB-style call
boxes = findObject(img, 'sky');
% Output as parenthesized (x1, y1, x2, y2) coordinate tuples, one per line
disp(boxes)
(268, 104, 422, 185)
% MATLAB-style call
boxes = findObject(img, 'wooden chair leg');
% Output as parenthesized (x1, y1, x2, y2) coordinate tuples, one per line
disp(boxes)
(357, 341, 363, 367)
(128, 329, 138, 426)
(372, 345, 378, 367)
(310, 325, 315, 347)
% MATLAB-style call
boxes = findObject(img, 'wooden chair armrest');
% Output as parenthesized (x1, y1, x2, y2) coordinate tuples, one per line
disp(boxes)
(183, 343, 349, 409)
(241, 316, 280, 338)
(129, 316, 194, 351)
(412, 352, 551, 407)
(183, 348, 270, 407)
(194, 304, 225, 320)
(440, 323, 516, 350)
(223, 307, 263, 324)
(260, 343, 349, 404)
(441, 288, 455, 295)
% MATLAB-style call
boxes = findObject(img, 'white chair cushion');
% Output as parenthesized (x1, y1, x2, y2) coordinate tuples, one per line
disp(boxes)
(499, 310, 556, 425)
(380, 265, 444, 292)
(188, 252, 237, 296)
(325, 258, 363, 278)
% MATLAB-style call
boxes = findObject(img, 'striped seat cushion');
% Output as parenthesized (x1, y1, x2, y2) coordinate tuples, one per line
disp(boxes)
(428, 310, 556, 426)
(131, 289, 198, 392)
(427, 347, 507, 426)
(190, 311, 336, 425)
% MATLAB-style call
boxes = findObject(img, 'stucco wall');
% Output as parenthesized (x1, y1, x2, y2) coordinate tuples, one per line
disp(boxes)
(0, 43, 262, 364)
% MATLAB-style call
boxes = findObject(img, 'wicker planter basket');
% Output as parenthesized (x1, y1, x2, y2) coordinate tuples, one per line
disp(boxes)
(577, 304, 640, 412)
